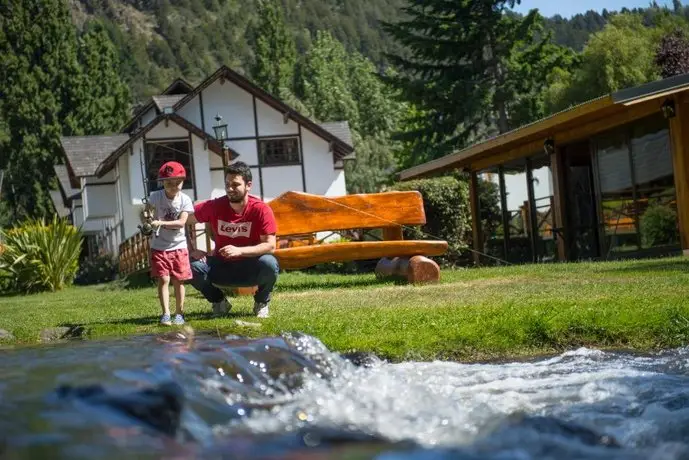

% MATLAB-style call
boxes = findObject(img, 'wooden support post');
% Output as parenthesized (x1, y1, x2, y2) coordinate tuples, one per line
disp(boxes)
(669, 95, 689, 256)
(469, 171, 482, 265)
(550, 145, 569, 261)
(382, 226, 404, 241)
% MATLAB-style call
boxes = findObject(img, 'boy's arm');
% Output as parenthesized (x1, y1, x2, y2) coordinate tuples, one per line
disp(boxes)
(152, 211, 188, 229)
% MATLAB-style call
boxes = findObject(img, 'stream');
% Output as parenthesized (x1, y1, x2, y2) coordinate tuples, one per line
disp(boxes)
(2, 329, 689, 459)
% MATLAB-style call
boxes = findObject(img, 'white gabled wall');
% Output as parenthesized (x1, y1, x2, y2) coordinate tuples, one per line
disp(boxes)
(83, 169, 118, 219)
(178, 96, 201, 129)
(199, 79, 255, 138)
(227, 140, 258, 165)
(146, 120, 189, 139)
(262, 166, 303, 201)
(255, 99, 298, 136)
(192, 134, 211, 202)
(301, 127, 347, 197)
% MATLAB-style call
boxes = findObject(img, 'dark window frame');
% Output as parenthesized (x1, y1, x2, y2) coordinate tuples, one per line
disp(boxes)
(258, 137, 301, 167)
(144, 138, 194, 192)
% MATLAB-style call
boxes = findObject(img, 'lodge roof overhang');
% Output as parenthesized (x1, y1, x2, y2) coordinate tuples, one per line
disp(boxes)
(399, 73, 689, 180)
(95, 113, 239, 178)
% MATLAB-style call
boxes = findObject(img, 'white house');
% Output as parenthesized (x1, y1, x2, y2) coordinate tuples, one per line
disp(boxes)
(56, 66, 355, 259)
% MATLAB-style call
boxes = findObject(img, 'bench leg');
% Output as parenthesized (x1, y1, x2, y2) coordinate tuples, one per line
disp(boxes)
(375, 255, 441, 284)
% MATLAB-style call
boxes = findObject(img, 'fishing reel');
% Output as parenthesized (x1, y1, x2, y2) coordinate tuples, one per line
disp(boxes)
(138, 200, 159, 237)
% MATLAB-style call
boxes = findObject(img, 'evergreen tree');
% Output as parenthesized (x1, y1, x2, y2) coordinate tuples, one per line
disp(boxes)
(74, 22, 131, 134)
(382, 0, 574, 164)
(296, 31, 402, 193)
(0, 0, 130, 225)
(0, 0, 83, 222)
(250, 0, 297, 96)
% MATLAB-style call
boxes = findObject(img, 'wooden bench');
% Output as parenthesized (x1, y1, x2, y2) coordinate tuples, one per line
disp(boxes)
(205, 190, 447, 296)
(269, 191, 448, 283)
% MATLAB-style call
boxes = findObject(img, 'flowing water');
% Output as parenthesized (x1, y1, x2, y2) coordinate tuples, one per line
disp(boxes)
(2, 330, 689, 459)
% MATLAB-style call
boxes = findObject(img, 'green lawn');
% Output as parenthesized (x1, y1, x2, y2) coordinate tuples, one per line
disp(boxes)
(1, 257, 689, 362)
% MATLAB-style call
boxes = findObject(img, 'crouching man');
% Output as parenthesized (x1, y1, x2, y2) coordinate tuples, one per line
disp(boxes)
(186, 161, 279, 318)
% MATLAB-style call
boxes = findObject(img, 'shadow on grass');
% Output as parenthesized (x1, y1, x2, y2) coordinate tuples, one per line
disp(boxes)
(597, 258, 689, 274)
(275, 276, 405, 293)
(82, 310, 261, 327)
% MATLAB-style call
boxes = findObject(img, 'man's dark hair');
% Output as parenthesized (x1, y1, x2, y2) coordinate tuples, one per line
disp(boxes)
(225, 161, 252, 184)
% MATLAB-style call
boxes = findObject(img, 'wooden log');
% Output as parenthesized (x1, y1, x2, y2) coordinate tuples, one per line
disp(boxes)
(375, 255, 441, 283)
(382, 225, 404, 241)
(269, 191, 427, 236)
(275, 240, 448, 270)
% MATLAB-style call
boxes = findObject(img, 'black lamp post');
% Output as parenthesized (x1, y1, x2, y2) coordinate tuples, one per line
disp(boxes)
(213, 113, 229, 167)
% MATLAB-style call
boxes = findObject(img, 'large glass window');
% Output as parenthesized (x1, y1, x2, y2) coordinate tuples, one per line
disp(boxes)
(631, 116, 678, 250)
(594, 114, 678, 255)
(145, 139, 194, 193)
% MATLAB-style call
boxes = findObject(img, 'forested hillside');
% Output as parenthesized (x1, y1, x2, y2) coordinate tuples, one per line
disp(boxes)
(4, 0, 689, 226)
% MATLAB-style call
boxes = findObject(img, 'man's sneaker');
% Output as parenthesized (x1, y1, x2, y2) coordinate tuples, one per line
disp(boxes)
(212, 298, 231, 317)
(160, 314, 172, 326)
(173, 314, 185, 325)
(253, 302, 270, 318)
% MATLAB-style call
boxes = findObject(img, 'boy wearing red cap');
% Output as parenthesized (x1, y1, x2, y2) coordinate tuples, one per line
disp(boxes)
(147, 161, 194, 326)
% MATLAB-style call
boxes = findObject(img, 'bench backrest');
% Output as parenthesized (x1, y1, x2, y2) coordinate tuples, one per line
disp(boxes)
(268, 191, 426, 237)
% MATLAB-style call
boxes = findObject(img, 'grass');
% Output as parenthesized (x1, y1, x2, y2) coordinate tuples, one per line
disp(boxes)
(1, 256, 689, 362)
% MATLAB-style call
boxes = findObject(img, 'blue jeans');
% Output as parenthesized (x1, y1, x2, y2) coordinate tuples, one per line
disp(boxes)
(189, 254, 279, 304)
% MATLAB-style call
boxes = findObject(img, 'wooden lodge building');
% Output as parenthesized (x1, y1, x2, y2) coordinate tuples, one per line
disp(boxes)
(399, 74, 689, 264)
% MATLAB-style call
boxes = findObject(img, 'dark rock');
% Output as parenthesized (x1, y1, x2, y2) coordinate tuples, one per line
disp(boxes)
(53, 381, 185, 437)
(39, 325, 84, 342)
(340, 351, 382, 368)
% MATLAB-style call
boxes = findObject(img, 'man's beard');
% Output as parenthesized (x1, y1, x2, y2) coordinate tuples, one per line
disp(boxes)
(228, 190, 247, 203)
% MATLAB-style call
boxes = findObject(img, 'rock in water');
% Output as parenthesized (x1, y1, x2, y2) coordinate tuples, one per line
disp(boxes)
(53, 381, 185, 437)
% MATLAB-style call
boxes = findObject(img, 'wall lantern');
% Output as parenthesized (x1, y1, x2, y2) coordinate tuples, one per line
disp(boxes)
(661, 99, 676, 119)
(213, 113, 230, 168)
(543, 138, 555, 155)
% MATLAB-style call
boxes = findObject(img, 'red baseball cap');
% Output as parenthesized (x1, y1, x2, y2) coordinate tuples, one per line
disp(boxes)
(158, 161, 186, 180)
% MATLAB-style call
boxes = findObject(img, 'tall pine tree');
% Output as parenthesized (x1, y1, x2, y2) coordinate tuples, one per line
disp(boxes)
(250, 0, 297, 96)
(382, 0, 574, 165)
(0, 1, 130, 224)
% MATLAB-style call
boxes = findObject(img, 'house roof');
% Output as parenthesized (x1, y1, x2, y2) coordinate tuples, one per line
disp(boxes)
(95, 113, 239, 177)
(49, 189, 71, 218)
(152, 94, 186, 112)
(54, 164, 80, 202)
(170, 66, 355, 160)
(161, 78, 194, 95)
(399, 73, 689, 180)
(60, 134, 130, 179)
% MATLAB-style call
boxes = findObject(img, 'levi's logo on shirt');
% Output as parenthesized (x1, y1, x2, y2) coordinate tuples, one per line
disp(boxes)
(218, 220, 252, 238)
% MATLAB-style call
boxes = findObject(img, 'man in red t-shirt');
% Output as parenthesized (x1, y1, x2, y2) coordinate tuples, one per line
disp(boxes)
(186, 161, 279, 318)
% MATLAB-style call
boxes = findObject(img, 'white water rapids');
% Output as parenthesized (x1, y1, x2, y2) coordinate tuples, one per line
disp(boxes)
(2, 333, 689, 459)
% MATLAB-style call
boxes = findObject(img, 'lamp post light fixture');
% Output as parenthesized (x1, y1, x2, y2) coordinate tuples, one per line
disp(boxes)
(213, 113, 230, 167)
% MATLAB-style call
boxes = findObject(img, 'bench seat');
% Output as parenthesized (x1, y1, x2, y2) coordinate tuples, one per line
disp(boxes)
(274, 240, 448, 270)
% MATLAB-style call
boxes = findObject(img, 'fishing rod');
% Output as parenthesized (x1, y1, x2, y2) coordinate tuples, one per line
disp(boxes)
(137, 148, 160, 237)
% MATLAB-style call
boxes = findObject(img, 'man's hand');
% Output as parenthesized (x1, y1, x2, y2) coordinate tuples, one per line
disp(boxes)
(218, 245, 244, 259)
(189, 249, 207, 260)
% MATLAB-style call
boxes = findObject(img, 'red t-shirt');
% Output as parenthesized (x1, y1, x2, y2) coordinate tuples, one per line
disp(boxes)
(194, 195, 277, 255)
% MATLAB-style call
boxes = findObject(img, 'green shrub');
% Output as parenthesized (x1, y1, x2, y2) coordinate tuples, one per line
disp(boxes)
(389, 175, 472, 266)
(75, 254, 119, 285)
(640, 203, 679, 248)
(0, 216, 83, 294)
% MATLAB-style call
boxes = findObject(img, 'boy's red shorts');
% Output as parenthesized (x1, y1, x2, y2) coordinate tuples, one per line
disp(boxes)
(150, 248, 192, 280)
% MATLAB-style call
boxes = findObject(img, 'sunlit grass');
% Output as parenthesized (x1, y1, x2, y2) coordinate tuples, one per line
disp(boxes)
(1, 256, 688, 362)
